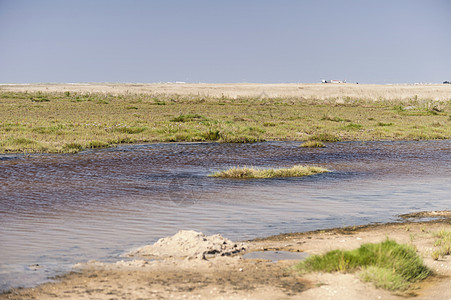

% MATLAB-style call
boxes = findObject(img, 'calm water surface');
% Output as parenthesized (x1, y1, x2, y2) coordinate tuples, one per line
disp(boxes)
(0, 141, 450, 291)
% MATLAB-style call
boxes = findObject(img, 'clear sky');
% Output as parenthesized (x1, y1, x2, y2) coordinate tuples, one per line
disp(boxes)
(0, 0, 450, 84)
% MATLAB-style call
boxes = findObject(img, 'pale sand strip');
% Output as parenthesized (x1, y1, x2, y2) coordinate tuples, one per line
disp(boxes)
(2, 83, 451, 101)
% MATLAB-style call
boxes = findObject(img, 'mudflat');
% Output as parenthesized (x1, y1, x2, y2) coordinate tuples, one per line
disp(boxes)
(2, 211, 451, 300)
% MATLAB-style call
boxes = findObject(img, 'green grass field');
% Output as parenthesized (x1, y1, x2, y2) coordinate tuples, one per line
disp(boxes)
(0, 91, 450, 153)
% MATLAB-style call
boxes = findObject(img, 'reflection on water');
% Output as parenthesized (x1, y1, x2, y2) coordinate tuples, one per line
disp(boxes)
(0, 141, 450, 291)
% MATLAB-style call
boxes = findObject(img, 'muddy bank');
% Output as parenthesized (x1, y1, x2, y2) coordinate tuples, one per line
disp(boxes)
(2, 211, 451, 300)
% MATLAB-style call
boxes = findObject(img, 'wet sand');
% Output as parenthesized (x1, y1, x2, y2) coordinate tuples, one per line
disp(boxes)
(2, 211, 451, 300)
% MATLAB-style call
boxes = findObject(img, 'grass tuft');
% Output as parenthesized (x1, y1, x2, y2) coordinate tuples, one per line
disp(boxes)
(113, 126, 147, 134)
(321, 115, 344, 122)
(87, 140, 110, 149)
(345, 123, 363, 130)
(202, 129, 221, 141)
(432, 229, 451, 260)
(170, 114, 205, 122)
(31, 96, 50, 102)
(301, 141, 326, 148)
(63, 142, 83, 153)
(310, 133, 341, 142)
(360, 266, 410, 291)
(210, 165, 329, 179)
(10, 137, 37, 146)
(296, 239, 431, 291)
(377, 122, 394, 127)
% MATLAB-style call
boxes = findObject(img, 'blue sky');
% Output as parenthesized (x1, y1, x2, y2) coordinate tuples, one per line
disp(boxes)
(0, 0, 450, 84)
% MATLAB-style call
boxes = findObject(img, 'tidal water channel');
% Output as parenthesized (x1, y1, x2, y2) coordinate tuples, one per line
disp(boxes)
(0, 141, 450, 291)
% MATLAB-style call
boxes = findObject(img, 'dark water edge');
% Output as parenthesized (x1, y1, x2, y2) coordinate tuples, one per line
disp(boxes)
(0, 140, 450, 291)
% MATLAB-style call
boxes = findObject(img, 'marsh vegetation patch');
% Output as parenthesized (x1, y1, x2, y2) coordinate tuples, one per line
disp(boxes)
(0, 88, 450, 153)
(210, 165, 329, 179)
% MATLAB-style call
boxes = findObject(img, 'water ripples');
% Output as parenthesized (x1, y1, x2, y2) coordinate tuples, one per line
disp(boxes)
(0, 140, 450, 291)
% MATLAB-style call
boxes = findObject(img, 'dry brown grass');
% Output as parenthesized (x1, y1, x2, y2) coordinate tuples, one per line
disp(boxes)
(2, 83, 451, 101)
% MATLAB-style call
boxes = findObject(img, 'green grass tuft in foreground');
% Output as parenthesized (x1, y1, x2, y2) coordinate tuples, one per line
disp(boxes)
(210, 165, 329, 178)
(296, 239, 431, 291)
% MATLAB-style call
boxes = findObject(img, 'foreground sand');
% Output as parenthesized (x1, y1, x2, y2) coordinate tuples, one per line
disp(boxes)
(2, 211, 451, 300)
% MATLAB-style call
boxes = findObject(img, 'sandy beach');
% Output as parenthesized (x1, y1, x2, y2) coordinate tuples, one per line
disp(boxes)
(2, 211, 451, 300)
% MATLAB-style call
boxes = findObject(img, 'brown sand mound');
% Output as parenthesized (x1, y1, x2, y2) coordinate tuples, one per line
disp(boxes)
(128, 230, 247, 259)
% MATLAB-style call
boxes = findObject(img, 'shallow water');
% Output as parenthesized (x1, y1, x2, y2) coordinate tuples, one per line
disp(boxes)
(243, 251, 309, 262)
(0, 141, 450, 291)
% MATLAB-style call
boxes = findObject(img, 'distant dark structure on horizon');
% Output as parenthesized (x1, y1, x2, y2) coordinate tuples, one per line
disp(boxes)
(444, 81, 450, 84)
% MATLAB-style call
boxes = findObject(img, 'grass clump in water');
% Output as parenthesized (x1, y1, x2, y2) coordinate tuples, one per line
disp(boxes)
(300, 140, 326, 148)
(296, 239, 431, 291)
(210, 165, 329, 179)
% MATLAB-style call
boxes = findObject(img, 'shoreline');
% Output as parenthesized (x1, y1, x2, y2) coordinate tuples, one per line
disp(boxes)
(2, 211, 451, 300)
